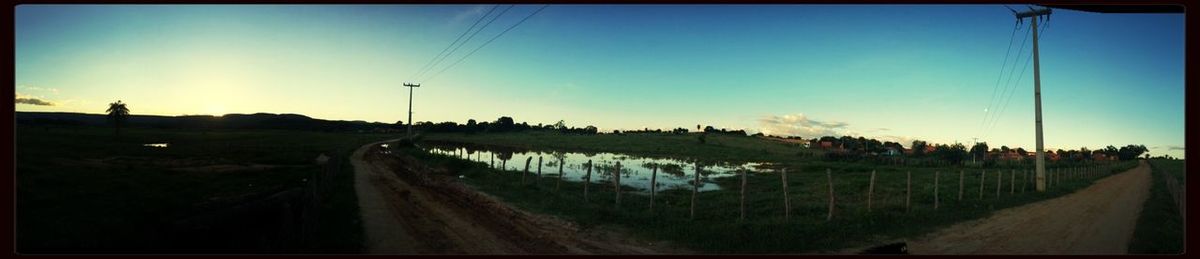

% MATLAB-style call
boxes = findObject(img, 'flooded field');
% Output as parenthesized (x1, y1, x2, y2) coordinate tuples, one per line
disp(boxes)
(413, 141, 778, 193)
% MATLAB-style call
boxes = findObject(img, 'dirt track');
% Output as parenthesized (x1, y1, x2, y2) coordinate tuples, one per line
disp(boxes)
(905, 161, 1152, 254)
(351, 140, 680, 254)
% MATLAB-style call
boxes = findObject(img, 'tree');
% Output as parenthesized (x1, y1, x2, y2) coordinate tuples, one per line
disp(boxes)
(106, 100, 130, 137)
(554, 120, 566, 130)
(970, 142, 989, 161)
(494, 116, 515, 132)
(1117, 144, 1149, 160)
(911, 140, 928, 157)
(584, 125, 598, 134)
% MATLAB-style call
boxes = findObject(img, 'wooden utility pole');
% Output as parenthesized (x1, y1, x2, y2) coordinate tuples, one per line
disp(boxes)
(1013, 7, 1052, 191)
(402, 83, 420, 136)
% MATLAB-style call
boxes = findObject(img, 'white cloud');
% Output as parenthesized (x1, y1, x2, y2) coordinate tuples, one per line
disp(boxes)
(757, 113, 848, 138)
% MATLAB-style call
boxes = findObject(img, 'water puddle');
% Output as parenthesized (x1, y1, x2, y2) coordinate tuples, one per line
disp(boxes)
(143, 143, 169, 148)
(416, 142, 778, 193)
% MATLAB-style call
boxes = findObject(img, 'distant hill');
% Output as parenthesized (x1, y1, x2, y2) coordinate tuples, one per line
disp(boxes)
(15, 111, 403, 132)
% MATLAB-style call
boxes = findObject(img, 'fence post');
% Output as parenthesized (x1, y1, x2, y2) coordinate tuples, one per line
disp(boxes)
(827, 168, 835, 221)
(995, 170, 1002, 198)
(584, 160, 592, 202)
(614, 161, 622, 208)
(1023, 169, 1028, 193)
(650, 164, 658, 212)
(979, 170, 985, 200)
(523, 157, 531, 184)
(1010, 169, 1015, 194)
(868, 170, 876, 212)
(959, 170, 965, 201)
(782, 168, 790, 220)
(906, 171, 912, 213)
(740, 169, 747, 221)
(491, 153, 495, 169)
(691, 163, 701, 220)
(934, 171, 939, 210)
(556, 157, 564, 192)
(537, 156, 543, 186)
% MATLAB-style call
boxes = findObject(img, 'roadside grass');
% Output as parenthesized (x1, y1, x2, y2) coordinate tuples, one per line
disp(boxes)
(1128, 159, 1184, 254)
(393, 137, 1138, 253)
(15, 125, 395, 253)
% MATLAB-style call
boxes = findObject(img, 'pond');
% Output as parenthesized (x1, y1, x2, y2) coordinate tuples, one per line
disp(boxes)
(414, 142, 779, 193)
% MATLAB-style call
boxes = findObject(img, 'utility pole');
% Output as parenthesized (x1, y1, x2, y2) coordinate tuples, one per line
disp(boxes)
(403, 82, 421, 137)
(972, 137, 978, 164)
(1013, 6, 1051, 191)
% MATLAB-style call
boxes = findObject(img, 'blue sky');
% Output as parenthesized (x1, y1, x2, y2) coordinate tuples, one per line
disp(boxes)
(14, 4, 1185, 158)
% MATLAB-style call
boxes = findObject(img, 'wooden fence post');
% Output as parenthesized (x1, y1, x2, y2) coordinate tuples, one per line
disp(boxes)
(650, 165, 657, 212)
(556, 157, 564, 192)
(781, 168, 790, 220)
(827, 168, 835, 221)
(491, 153, 495, 169)
(995, 170, 1002, 198)
(537, 156, 543, 186)
(906, 171, 912, 212)
(958, 170, 965, 201)
(868, 170, 876, 212)
(502, 159, 507, 172)
(979, 170, 985, 200)
(614, 162, 622, 208)
(740, 169, 747, 221)
(523, 157, 531, 184)
(934, 171, 940, 210)
(1023, 169, 1028, 193)
(584, 160, 592, 202)
(691, 163, 700, 220)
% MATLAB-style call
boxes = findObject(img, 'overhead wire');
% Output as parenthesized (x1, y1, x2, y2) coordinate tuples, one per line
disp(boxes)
(419, 5, 517, 82)
(409, 5, 500, 81)
(422, 5, 550, 83)
(977, 22, 1023, 139)
(984, 15, 1050, 138)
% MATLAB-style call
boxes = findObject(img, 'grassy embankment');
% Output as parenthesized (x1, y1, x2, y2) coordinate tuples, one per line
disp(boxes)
(16, 125, 396, 253)
(400, 132, 1138, 253)
(1129, 159, 1185, 254)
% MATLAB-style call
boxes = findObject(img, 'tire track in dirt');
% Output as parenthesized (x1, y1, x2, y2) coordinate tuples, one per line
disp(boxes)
(905, 161, 1152, 254)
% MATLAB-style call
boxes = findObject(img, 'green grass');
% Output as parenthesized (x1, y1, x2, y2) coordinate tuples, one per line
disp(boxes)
(1129, 159, 1184, 254)
(398, 133, 1139, 253)
(16, 125, 397, 253)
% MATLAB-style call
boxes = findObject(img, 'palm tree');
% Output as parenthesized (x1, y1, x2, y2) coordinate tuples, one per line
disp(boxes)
(106, 100, 130, 137)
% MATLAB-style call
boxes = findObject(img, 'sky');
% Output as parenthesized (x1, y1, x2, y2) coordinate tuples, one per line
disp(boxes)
(14, 4, 1186, 158)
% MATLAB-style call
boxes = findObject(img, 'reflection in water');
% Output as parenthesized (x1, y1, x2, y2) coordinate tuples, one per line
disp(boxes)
(143, 143, 169, 148)
(420, 143, 777, 193)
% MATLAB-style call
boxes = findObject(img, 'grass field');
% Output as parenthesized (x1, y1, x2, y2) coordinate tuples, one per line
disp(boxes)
(15, 125, 397, 253)
(403, 132, 1139, 253)
(1128, 159, 1185, 254)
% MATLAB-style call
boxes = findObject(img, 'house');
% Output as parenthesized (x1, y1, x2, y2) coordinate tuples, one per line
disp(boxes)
(925, 145, 937, 153)
(820, 141, 834, 149)
(883, 147, 901, 156)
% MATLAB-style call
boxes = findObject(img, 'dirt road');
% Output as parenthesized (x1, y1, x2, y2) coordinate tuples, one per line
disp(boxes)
(351, 140, 680, 254)
(905, 161, 1152, 254)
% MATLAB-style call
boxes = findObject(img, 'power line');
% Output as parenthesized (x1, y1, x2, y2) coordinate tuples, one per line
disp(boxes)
(984, 18, 1049, 138)
(977, 22, 1022, 139)
(979, 23, 1033, 138)
(409, 5, 500, 80)
(423, 5, 549, 83)
(420, 5, 516, 82)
